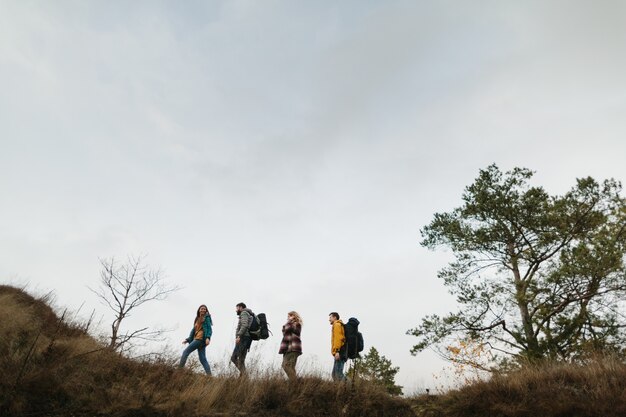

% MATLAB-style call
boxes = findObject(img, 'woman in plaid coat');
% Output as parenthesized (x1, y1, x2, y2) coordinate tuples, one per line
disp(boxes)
(278, 311, 302, 380)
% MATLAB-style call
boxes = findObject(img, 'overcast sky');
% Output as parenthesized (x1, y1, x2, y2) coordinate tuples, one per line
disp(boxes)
(2, 0, 626, 392)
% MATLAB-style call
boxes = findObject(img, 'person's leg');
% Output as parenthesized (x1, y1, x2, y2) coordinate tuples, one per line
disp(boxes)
(281, 353, 291, 379)
(238, 337, 250, 375)
(282, 352, 298, 380)
(230, 344, 241, 370)
(231, 340, 248, 375)
(281, 354, 289, 378)
(338, 359, 346, 381)
(291, 353, 300, 379)
(197, 344, 211, 375)
(332, 358, 346, 381)
(179, 340, 201, 368)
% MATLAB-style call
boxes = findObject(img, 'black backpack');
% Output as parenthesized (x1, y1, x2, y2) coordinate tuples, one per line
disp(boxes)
(249, 312, 270, 341)
(343, 317, 364, 360)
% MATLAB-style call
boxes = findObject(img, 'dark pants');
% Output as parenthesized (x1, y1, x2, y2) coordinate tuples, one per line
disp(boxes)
(231, 336, 252, 375)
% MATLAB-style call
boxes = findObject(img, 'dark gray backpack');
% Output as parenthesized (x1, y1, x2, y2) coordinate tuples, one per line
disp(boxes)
(344, 317, 364, 360)
(249, 313, 270, 340)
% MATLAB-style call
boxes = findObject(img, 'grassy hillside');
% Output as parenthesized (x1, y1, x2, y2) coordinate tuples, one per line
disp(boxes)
(0, 285, 412, 417)
(2, 284, 625, 417)
(412, 357, 626, 417)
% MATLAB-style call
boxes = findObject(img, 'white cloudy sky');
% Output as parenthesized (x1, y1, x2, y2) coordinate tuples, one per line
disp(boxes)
(1, 1, 626, 392)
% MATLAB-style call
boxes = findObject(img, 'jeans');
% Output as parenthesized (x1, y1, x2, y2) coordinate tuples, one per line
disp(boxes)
(179, 339, 211, 375)
(332, 358, 346, 381)
(231, 336, 252, 375)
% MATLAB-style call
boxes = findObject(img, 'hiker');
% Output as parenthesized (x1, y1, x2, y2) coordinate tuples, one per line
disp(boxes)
(329, 312, 347, 381)
(179, 304, 213, 375)
(231, 302, 253, 376)
(278, 311, 302, 380)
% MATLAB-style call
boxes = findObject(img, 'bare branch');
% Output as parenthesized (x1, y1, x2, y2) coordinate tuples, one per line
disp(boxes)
(90, 254, 180, 353)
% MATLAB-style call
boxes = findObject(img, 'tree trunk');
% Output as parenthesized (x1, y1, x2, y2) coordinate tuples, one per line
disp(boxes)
(510, 242, 540, 359)
(109, 317, 121, 349)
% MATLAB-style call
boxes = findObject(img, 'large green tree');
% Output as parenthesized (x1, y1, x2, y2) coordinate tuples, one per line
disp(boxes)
(350, 346, 403, 395)
(408, 165, 626, 364)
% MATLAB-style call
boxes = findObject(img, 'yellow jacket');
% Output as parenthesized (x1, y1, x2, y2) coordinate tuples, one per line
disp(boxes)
(331, 320, 345, 355)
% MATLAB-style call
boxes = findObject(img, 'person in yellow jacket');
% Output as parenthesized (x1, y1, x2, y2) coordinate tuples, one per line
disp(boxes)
(329, 312, 347, 381)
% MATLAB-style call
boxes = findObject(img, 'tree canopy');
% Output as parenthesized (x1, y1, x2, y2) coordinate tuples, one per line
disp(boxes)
(408, 165, 626, 365)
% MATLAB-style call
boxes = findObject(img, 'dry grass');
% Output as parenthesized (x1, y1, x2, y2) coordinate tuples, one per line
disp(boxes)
(411, 357, 626, 417)
(4, 284, 625, 417)
(0, 285, 412, 417)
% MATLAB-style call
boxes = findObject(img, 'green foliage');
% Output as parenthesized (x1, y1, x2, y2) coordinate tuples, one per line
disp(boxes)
(350, 346, 403, 396)
(408, 164, 626, 365)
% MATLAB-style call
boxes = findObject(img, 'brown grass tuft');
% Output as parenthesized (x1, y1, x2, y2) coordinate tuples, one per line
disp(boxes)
(411, 358, 626, 417)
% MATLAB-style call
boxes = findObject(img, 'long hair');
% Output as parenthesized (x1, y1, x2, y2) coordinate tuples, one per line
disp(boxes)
(195, 304, 210, 324)
(288, 311, 303, 326)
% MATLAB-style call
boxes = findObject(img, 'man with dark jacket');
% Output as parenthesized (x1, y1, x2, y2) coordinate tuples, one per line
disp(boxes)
(231, 302, 254, 376)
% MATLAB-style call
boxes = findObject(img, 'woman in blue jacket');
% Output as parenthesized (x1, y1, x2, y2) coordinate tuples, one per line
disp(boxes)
(179, 304, 213, 374)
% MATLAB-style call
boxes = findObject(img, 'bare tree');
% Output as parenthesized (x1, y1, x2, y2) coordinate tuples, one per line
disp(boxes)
(89, 255, 180, 352)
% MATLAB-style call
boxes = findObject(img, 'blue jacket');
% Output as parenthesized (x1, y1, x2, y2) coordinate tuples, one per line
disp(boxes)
(186, 315, 213, 343)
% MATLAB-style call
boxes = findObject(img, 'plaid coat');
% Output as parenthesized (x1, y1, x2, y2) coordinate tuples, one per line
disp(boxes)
(278, 321, 302, 354)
